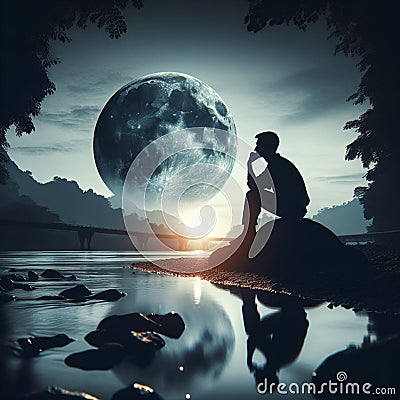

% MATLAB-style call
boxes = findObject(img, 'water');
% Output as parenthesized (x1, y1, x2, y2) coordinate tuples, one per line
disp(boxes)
(0, 251, 373, 400)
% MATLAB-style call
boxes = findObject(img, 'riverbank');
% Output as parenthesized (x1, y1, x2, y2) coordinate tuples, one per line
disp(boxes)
(132, 243, 400, 314)
(1, 250, 377, 400)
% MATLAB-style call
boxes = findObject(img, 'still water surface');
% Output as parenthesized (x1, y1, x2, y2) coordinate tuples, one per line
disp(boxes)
(0, 251, 370, 400)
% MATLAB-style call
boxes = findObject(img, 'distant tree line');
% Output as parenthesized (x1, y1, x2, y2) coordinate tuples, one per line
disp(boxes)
(0, 154, 178, 250)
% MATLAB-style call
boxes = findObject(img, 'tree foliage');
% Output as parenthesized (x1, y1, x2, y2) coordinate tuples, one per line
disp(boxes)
(245, 0, 400, 230)
(1, 0, 398, 230)
(0, 0, 143, 180)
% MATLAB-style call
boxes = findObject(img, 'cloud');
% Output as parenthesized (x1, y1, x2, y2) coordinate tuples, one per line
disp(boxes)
(64, 70, 134, 97)
(36, 70, 134, 131)
(37, 105, 101, 131)
(260, 63, 361, 123)
(10, 143, 79, 154)
(316, 173, 366, 184)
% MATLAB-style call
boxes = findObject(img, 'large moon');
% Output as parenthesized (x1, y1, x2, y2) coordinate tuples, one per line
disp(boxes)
(93, 72, 237, 205)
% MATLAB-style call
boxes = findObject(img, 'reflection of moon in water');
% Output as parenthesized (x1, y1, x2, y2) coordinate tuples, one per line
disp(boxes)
(113, 298, 234, 398)
(93, 72, 237, 201)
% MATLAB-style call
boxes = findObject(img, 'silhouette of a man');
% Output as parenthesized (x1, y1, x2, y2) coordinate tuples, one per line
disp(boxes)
(240, 290, 309, 391)
(245, 131, 309, 231)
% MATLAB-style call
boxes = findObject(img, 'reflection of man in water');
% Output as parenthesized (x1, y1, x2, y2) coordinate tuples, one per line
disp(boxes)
(239, 290, 309, 392)
(244, 131, 310, 232)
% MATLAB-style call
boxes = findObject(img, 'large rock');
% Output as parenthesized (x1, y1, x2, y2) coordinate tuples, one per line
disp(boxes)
(146, 312, 185, 339)
(59, 285, 92, 300)
(23, 386, 101, 400)
(41, 269, 77, 280)
(111, 383, 163, 400)
(85, 330, 165, 366)
(89, 289, 126, 302)
(312, 334, 400, 396)
(211, 218, 371, 283)
(27, 270, 39, 281)
(65, 343, 125, 370)
(35, 287, 125, 302)
(97, 312, 185, 338)
(97, 313, 160, 333)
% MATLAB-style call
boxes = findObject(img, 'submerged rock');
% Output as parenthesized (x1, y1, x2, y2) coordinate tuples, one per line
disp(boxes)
(17, 345, 41, 358)
(59, 285, 92, 300)
(111, 383, 164, 400)
(89, 289, 126, 302)
(85, 329, 165, 366)
(65, 343, 125, 370)
(130, 331, 165, 351)
(12, 281, 35, 291)
(23, 386, 101, 399)
(84, 329, 113, 347)
(0, 276, 35, 291)
(0, 276, 14, 290)
(127, 332, 165, 366)
(41, 269, 67, 279)
(10, 279, 36, 290)
(41, 269, 77, 280)
(17, 333, 75, 358)
(97, 313, 160, 333)
(5, 273, 26, 281)
(146, 312, 185, 339)
(27, 270, 39, 281)
(97, 312, 185, 338)
(17, 334, 75, 357)
(33, 287, 125, 303)
(35, 295, 65, 301)
(85, 329, 164, 350)
(0, 293, 16, 303)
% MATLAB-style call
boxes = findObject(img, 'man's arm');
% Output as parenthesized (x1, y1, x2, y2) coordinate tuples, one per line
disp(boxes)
(247, 152, 260, 190)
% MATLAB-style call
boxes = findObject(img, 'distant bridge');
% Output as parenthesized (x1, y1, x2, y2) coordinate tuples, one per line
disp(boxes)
(0, 219, 232, 250)
(1, 219, 398, 250)
(338, 230, 400, 245)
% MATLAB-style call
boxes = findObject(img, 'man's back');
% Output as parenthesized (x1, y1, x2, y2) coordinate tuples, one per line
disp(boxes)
(266, 153, 309, 218)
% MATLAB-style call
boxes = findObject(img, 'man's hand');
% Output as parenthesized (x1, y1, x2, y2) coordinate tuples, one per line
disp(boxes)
(247, 151, 260, 166)
(247, 152, 261, 190)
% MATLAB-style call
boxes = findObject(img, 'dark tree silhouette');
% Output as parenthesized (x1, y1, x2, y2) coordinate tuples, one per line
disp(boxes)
(0, 0, 143, 180)
(1, 0, 398, 231)
(245, 0, 400, 231)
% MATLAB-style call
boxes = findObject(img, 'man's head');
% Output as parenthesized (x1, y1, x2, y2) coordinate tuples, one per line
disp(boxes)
(255, 131, 279, 159)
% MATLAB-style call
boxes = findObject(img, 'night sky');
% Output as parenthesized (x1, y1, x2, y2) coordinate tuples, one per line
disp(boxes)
(6, 0, 367, 216)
